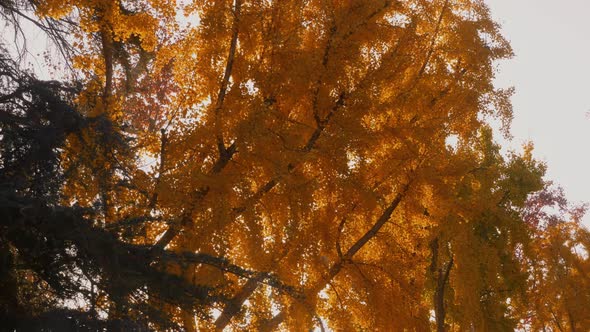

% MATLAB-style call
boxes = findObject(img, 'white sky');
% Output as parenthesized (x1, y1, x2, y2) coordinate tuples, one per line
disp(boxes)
(486, 0, 590, 226)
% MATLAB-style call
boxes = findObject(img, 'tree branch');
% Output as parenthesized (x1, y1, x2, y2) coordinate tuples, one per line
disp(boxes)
(417, 0, 449, 78)
(261, 183, 410, 331)
(148, 129, 168, 210)
(214, 0, 242, 156)
(150, 1, 243, 252)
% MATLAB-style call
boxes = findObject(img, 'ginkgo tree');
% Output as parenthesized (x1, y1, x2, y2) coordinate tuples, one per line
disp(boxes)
(0, 0, 588, 331)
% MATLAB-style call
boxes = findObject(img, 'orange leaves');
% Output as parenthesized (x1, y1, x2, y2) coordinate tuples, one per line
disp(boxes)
(32, 0, 588, 330)
(523, 221, 590, 331)
(36, 0, 76, 18)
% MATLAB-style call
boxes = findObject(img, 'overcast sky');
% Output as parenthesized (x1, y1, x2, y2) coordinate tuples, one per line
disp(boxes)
(486, 0, 590, 226)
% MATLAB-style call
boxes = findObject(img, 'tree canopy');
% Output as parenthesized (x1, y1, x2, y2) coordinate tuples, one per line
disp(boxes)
(0, 0, 588, 331)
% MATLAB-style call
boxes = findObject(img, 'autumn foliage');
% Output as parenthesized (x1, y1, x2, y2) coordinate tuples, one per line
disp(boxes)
(0, 0, 589, 331)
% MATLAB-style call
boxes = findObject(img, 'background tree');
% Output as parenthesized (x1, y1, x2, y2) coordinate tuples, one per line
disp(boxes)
(518, 186, 590, 332)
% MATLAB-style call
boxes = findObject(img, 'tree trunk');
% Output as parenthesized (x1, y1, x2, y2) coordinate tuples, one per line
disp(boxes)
(430, 238, 453, 332)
